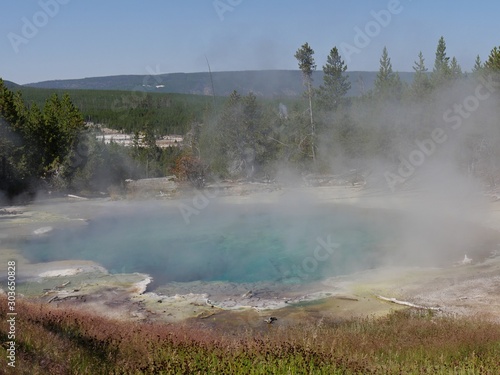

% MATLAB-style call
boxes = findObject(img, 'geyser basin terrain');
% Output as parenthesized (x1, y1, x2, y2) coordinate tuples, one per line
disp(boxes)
(20, 200, 496, 292)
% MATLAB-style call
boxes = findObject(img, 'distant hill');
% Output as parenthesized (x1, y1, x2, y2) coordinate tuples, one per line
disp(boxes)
(3, 80, 20, 89)
(25, 70, 416, 98)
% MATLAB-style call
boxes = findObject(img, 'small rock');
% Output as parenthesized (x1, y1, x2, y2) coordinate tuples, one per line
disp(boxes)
(242, 290, 253, 298)
(264, 317, 278, 324)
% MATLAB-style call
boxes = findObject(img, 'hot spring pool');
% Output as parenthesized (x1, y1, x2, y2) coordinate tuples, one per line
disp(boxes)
(20, 200, 488, 288)
(20, 202, 397, 286)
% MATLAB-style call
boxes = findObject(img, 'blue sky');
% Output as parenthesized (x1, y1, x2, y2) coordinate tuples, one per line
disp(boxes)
(1, 0, 499, 84)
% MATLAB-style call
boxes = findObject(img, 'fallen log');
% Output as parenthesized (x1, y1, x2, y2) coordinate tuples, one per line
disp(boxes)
(376, 295, 441, 311)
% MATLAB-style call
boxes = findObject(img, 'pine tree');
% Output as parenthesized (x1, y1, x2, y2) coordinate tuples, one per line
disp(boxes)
(449, 56, 463, 80)
(374, 46, 402, 100)
(12, 92, 27, 131)
(0, 79, 16, 184)
(472, 55, 483, 74)
(0, 79, 20, 127)
(317, 47, 350, 111)
(38, 93, 84, 178)
(432, 36, 451, 86)
(411, 51, 431, 100)
(485, 46, 500, 71)
(41, 94, 65, 170)
(219, 90, 242, 157)
(295, 42, 317, 162)
(60, 93, 84, 137)
(210, 91, 271, 178)
(25, 103, 44, 175)
(142, 123, 158, 178)
(0, 81, 93, 195)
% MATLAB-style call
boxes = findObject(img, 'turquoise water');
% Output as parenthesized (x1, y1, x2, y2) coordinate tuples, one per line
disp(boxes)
(21, 203, 387, 285)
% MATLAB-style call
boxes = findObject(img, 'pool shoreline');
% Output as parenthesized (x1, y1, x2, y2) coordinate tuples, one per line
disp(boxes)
(1, 185, 500, 324)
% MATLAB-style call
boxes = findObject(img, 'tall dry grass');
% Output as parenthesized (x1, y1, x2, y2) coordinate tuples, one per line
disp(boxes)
(0, 296, 499, 374)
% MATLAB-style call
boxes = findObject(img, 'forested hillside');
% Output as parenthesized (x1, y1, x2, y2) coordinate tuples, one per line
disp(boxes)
(18, 87, 214, 135)
(24, 70, 415, 98)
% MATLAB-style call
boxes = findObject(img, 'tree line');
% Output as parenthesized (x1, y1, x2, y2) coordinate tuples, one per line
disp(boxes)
(0, 84, 186, 201)
(1, 36, 500, 200)
(187, 37, 500, 187)
(19, 88, 208, 135)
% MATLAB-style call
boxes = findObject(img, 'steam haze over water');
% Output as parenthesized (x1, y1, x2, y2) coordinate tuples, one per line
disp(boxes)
(20, 197, 499, 289)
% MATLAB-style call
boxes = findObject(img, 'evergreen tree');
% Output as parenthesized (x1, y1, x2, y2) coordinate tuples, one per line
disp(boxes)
(374, 46, 402, 100)
(0, 79, 20, 127)
(209, 91, 271, 178)
(294, 42, 317, 162)
(0, 84, 38, 187)
(449, 56, 463, 80)
(472, 55, 483, 74)
(432, 36, 451, 86)
(0, 79, 18, 187)
(317, 47, 350, 111)
(12, 92, 28, 131)
(142, 123, 159, 178)
(485, 46, 500, 71)
(60, 93, 85, 143)
(0, 78, 183, 197)
(411, 51, 431, 100)
(217, 90, 242, 169)
(41, 94, 67, 172)
(24, 103, 45, 176)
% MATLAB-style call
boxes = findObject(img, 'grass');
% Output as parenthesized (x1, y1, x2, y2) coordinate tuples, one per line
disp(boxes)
(1, 296, 500, 374)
